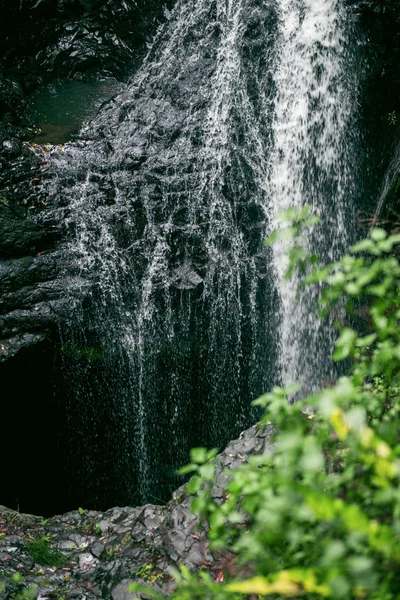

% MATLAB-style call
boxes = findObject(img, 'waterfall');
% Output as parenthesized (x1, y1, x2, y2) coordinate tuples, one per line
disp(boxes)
(48, 0, 361, 508)
(269, 0, 358, 394)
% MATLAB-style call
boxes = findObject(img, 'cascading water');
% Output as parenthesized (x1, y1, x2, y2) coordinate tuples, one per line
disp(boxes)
(269, 0, 359, 395)
(47, 0, 362, 509)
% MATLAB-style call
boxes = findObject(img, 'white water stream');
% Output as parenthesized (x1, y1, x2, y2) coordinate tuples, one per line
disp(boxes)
(269, 0, 357, 393)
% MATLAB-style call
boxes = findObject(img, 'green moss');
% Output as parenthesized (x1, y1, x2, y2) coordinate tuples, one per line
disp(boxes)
(61, 345, 104, 361)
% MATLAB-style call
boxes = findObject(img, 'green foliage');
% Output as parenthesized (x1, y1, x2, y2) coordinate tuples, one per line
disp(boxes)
(15, 584, 38, 600)
(131, 219, 400, 599)
(388, 111, 397, 126)
(0, 574, 38, 600)
(80, 517, 103, 536)
(101, 544, 121, 561)
(265, 204, 320, 279)
(135, 562, 163, 584)
(26, 535, 65, 567)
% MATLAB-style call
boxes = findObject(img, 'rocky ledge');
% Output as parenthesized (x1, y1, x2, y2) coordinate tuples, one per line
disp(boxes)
(0, 423, 273, 600)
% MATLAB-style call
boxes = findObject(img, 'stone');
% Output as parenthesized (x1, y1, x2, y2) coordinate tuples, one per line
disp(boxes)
(111, 580, 137, 600)
(79, 552, 99, 571)
(91, 541, 106, 559)
(0, 423, 274, 599)
(2, 139, 21, 156)
(171, 262, 203, 289)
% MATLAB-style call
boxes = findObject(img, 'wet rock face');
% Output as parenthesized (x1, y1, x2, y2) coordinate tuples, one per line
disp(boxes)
(0, 129, 71, 515)
(0, 424, 273, 600)
(0, 123, 65, 358)
(0, 72, 24, 120)
(0, 0, 175, 362)
(0, 0, 174, 516)
(0, 56, 70, 511)
(0, 0, 170, 359)
(0, 129, 94, 516)
(36, 0, 279, 514)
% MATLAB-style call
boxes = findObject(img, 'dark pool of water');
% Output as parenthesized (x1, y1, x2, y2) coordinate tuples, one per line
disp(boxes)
(24, 78, 125, 144)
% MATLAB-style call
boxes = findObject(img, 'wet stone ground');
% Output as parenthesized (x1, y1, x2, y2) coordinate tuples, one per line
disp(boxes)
(0, 424, 273, 599)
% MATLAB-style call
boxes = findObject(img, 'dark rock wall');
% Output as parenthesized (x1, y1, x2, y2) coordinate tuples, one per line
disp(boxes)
(0, 0, 172, 86)
(0, 340, 65, 516)
(355, 1, 400, 215)
(0, 0, 171, 515)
